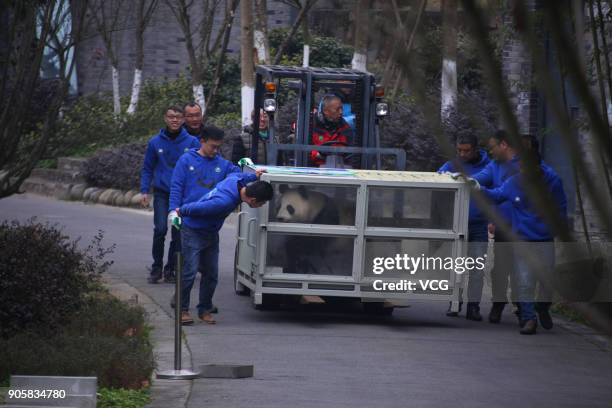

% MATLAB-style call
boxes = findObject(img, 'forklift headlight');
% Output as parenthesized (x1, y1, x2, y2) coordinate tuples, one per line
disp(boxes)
(375, 102, 389, 117)
(263, 98, 277, 113)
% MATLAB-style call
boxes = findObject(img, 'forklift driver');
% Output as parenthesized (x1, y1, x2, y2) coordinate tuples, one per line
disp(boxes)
(310, 94, 355, 167)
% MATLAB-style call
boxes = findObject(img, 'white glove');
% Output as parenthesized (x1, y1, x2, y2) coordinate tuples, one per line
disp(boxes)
(442, 171, 462, 180)
(464, 177, 481, 190)
(168, 210, 182, 230)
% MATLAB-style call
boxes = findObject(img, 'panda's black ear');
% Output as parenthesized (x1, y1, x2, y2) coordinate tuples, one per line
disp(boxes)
(278, 184, 288, 194)
(297, 185, 308, 199)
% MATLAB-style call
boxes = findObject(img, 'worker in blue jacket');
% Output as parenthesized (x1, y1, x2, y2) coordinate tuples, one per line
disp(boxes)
(140, 105, 200, 284)
(168, 125, 242, 324)
(439, 134, 490, 321)
(476, 152, 567, 334)
(471, 129, 520, 323)
(170, 171, 273, 325)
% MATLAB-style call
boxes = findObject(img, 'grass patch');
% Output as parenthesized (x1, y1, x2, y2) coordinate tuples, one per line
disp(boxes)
(98, 387, 151, 408)
(551, 302, 592, 326)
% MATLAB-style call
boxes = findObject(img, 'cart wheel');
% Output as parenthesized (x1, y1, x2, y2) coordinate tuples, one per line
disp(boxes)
(234, 242, 250, 296)
(362, 302, 394, 316)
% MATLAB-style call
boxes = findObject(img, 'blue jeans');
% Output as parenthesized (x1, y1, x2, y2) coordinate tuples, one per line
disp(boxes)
(515, 241, 555, 321)
(152, 191, 181, 271)
(467, 228, 488, 303)
(180, 226, 219, 315)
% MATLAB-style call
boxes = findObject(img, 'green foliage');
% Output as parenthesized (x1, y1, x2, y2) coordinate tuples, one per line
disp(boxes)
(98, 388, 151, 408)
(203, 57, 241, 116)
(208, 112, 241, 129)
(0, 294, 155, 389)
(0, 220, 114, 339)
(84, 143, 146, 191)
(269, 27, 354, 68)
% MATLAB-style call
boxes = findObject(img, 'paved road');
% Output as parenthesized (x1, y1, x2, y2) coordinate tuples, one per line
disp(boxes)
(2, 194, 611, 408)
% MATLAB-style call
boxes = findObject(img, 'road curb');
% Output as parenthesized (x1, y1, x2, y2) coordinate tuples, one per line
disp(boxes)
(105, 275, 193, 408)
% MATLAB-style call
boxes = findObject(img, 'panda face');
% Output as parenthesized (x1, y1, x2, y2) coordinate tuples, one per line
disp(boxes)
(276, 188, 312, 223)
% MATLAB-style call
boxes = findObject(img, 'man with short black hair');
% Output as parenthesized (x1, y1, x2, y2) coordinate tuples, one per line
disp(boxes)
(169, 124, 243, 324)
(439, 134, 490, 320)
(183, 102, 203, 136)
(471, 129, 520, 323)
(141, 105, 200, 284)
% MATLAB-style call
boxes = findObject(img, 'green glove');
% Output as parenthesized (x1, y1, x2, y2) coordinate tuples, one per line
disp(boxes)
(238, 157, 254, 167)
(168, 210, 182, 230)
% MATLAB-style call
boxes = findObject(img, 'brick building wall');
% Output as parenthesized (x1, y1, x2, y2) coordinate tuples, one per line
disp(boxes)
(74, 0, 294, 97)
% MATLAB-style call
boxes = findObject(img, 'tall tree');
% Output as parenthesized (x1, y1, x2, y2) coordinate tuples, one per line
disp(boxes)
(351, 0, 370, 71)
(440, 0, 458, 118)
(127, 0, 158, 114)
(0, 0, 90, 198)
(89, 0, 129, 116)
(166, 0, 235, 114)
(273, 0, 318, 65)
(241, 0, 255, 126)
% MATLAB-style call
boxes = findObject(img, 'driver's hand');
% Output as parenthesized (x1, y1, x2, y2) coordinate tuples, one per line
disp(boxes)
(255, 169, 267, 179)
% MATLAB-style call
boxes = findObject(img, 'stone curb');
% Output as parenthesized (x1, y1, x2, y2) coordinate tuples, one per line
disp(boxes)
(104, 275, 192, 408)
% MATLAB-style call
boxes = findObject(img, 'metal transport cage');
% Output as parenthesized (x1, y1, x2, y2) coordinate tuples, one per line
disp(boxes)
(234, 166, 470, 314)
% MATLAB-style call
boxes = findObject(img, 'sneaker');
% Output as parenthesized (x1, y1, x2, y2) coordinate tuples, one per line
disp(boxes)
(520, 319, 537, 335)
(181, 311, 194, 326)
(466, 303, 483, 321)
(198, 312, 216, 324)
(537, 308, 553, 330)
(147, 267, 163, 284)
(488, 303, 505, 323)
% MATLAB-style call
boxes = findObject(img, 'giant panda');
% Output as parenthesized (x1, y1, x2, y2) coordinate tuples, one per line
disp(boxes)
(273, 185, 351, 275)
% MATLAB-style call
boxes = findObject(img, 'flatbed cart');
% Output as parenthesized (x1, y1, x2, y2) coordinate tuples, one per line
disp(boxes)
(234, 166, 471, 314)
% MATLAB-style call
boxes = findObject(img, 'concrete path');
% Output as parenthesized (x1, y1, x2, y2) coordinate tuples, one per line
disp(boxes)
(1, 194, 611, 408)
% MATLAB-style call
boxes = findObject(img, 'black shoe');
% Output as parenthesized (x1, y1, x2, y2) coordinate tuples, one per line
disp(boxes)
(466, 303, 483, 321)
(148, 267, 163, 284)
(537, 308, 553, 330)
(163, 265, 176, 283)
(520, 319, 537, 335)
(445, 301, 462, 317)
(488, 303, 505, 323)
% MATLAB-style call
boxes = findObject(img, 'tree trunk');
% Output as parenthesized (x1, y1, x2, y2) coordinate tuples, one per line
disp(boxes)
(351, 0, 369, 71)
(128, 0, 157, 114)
(302, 8, 310, 67)
(241, 0, 255, 126)
(440, 0, 457, 118)
(111, 64, 121, 115)
(207, 0, 239, 113)
(254, 0, 270, 64)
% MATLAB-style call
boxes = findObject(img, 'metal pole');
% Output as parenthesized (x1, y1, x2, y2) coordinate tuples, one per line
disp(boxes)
(174, 251, 182, 371)
(156, 250, 200, 380)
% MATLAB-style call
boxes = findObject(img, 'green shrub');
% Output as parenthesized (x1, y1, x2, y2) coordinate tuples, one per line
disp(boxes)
(0, 295, 155, 389)
(269, 27, 354, 68)
(84, 143, 146, 191)
(0, 220, 114, 339)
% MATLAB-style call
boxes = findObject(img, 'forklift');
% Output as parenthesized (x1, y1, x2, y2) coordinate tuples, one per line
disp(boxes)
(249, 65, 406, 170)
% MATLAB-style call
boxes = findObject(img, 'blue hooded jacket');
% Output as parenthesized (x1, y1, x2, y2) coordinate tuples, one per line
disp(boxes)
(471, 155, 520, 227)
(140, 128, 200, 194)
(481, 164, 567, 241)
(438, 149, 490, 234)
(169, 149, 241, 228)
(179, 173, 258, 233)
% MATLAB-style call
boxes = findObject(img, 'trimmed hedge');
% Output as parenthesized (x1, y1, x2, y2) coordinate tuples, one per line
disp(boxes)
(84, 143, 146, 191)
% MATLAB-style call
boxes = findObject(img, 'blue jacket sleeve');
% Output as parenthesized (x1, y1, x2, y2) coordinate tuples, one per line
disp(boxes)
(140, 140, 157, 193)
(481, 177, 513, 204)
(472, 161, 494, 187)
(438, 161, 452, 173)
(552, 178, 568, 225)
(169, 159, 186, 212)
(180, 196, 234, 218)
(192, 137, 201, 149)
